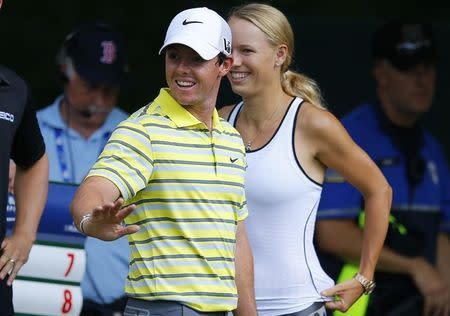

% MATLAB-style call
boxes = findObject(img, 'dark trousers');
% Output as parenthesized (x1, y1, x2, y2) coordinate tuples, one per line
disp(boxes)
(81, 296, 128, 316)
(0, 277, 13, 316)
(124, 298, 227, 316)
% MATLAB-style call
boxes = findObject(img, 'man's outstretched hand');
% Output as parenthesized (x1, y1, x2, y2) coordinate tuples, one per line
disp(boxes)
(81, 198, 140, 241)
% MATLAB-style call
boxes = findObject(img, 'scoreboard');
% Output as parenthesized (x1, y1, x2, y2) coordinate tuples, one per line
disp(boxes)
(7, 182, 86, 315)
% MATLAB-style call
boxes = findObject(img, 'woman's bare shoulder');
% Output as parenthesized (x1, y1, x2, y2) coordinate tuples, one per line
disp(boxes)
(218, 104, 236, 120)
(297, 101, 339, 136)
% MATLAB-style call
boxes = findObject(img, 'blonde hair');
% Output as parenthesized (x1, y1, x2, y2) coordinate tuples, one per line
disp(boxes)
(229, 3, 326, 109)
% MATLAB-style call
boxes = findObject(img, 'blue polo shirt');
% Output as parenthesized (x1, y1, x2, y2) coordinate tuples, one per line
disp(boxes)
(318, 102, 450, 262)
(37, 96, 131, 304)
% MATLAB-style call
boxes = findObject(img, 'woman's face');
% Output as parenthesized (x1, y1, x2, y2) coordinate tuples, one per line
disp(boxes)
(227, 17, 279, 98)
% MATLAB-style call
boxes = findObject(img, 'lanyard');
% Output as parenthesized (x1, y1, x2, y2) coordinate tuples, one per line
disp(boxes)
(54, 128, 111, 183)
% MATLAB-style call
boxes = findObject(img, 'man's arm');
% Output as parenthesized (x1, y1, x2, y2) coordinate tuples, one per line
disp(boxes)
(233, 221, 257, 316)
(0, 153, 48, 285)
(317, 219, 444, 275)
(70, 176, 139, 241)
(437, 233, 450, 309)
(8, 160, 16, 193)
(437, 233, 450, 286)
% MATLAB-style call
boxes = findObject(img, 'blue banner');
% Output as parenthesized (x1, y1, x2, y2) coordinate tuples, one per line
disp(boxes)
(7, 181, 85, 245)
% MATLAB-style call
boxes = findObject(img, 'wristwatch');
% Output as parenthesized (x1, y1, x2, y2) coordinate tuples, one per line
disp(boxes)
(353, 272, 376, 295)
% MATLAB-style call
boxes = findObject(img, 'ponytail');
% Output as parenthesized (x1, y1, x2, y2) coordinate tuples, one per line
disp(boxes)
(281, 70, 327, 110)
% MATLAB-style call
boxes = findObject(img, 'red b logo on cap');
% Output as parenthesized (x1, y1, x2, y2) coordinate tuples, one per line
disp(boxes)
(100, 41, 116, 64)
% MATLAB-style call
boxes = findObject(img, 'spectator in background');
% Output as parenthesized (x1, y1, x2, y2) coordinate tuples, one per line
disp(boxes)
(316, 21, 450, 316)
(36, 22, 130, 315)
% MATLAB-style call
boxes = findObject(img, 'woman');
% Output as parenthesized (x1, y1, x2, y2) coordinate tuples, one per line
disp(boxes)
(219, 3, 392, 315)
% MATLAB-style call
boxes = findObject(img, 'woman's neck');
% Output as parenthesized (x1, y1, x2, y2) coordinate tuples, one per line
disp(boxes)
(241, 90, 292, 126)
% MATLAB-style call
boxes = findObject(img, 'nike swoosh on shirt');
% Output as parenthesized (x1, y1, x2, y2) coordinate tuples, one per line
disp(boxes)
(230, 157, 239, 163)
(182, 19, 203, 25)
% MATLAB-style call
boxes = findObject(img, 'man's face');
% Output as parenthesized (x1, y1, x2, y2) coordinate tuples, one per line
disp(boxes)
(375, 60, 435, 122)
(64, 70, 119, 125)
(164, 44, 231, 108)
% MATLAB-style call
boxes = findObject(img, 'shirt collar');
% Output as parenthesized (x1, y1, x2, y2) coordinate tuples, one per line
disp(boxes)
(152, 88, 224, 132)
(38, 95, 67, 129)
(0, 71, 10, 86)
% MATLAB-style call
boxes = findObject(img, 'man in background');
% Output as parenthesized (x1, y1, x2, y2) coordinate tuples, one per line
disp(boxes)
(316, 21, 450, 316)
(37, 22, 130, 315)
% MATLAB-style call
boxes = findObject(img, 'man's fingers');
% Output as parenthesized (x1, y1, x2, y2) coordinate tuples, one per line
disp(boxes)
(7, 261, 21, 286)
(423, 296, 432, 316)
(0, 258, 15, 280)
(443, 303, 449, 316)
(91, 200, 129, 220)
(114, 198, 125, 209)
(117, 224, 140, 236)
(109, 198, 126, 217)
(92, 205, 106, 217)
(92, 203, 114, 218)
(432, 294, 449, 316)
(123, 224, 140, 235)
(116, 204, 136, 220)
(0, 253, 11, 271)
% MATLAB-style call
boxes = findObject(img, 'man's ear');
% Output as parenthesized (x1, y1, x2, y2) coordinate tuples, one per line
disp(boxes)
(219, 57, 233, 77)
(58, 63, 70, 84)
(373, 59, 388, 87)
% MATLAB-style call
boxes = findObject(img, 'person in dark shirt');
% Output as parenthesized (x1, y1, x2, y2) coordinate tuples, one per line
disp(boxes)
(0, 64, 49, 314)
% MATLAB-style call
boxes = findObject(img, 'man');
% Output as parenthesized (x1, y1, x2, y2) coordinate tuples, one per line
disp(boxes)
(37, 22, 130, 315)
(0, 1, 49, 310)
(316, 21, 450, 316)
(70, 7, 256, 316)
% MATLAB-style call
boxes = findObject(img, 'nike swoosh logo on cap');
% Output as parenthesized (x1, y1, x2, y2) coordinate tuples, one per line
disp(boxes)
(182, 19, 203, 25)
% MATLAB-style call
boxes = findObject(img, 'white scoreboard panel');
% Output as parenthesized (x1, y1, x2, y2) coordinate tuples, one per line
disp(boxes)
(7, 182, 86, 315)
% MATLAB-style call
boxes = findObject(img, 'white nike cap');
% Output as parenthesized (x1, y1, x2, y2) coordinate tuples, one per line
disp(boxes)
(159, 7, 232, 60)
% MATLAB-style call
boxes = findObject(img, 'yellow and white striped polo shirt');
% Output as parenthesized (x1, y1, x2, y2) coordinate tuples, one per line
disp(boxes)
(87, 88, 248, 312)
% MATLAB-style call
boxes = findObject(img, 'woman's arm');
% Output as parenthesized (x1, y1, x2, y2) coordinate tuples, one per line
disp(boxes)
(299, 104, 392, 312)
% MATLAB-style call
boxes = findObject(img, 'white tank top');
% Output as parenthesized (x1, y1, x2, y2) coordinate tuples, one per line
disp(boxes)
(228, 98, 334, 315)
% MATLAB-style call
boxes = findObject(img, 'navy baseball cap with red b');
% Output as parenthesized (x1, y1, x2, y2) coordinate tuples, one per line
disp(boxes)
(372, 22, 437, 71)
(63, 22, 128, 86)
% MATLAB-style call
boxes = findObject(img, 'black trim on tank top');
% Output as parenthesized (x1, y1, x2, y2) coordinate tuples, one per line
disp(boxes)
(303, 198, 323, 298)
(234, 97, 296, 153)
(227, 102, 243, 123)
(292, 101, 323, 187)
(231, 101, 243, 128)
